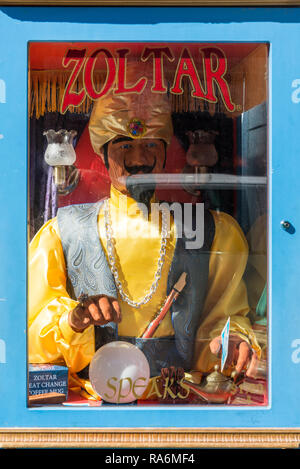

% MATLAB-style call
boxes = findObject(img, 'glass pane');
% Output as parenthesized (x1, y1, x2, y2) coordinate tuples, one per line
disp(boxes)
(28, 42, 268, 407)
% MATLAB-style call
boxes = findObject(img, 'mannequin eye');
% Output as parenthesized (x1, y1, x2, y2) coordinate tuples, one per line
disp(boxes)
(120, 143, 132, 150)
(146, 142, 157, 149)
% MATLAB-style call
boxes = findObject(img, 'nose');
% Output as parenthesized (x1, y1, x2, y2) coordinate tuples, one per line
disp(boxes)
(126, 144, 154, 167)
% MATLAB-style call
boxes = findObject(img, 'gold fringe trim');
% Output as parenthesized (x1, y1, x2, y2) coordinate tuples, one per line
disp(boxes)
(29, 70, 107, 119)
(29, 70, 224, 119)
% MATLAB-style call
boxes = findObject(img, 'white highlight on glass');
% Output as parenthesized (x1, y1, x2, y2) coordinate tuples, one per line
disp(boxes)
(291, 79, 300, 103)
(0, 339, 6, 364)
(291, 338, 300, 363)
(0, 79, 6, 103)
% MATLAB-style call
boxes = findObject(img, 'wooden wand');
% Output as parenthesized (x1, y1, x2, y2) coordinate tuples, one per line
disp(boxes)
(141, 272, 187, 339)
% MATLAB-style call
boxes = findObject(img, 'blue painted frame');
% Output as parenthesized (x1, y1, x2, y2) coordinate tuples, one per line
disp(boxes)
(0, 5, 299, 429)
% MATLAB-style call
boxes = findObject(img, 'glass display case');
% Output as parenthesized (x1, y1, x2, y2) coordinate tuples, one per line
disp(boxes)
(1, 3, 300, 449)
(28, 41, 268, 408)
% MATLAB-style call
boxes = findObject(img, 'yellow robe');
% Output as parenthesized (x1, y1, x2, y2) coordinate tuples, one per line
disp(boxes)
(28, 186, 260, 377)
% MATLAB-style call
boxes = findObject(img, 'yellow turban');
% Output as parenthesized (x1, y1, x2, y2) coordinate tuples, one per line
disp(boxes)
(88, 61, 173, 156)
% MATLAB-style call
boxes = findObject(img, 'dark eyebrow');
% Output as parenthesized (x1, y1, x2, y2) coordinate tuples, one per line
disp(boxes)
(111, 137, 134, 145)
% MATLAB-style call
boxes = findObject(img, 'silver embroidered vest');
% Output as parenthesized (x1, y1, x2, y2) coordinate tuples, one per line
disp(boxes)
(57, 201, 215, 377)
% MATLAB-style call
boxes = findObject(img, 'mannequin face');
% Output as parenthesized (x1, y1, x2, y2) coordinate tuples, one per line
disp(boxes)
(100, 136, 166, 196)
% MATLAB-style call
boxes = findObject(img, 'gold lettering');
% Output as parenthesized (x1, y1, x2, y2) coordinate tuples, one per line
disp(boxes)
(162, 377, 177, 400)
(177, 378, 190, 399)
(132, 377, 148, 399)
(145, 377, 163, 399)
(117, 377, 133, 403)
(104, 376, 118, 400)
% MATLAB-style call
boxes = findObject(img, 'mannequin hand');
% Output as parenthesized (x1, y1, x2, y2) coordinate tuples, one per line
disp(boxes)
(160, 366, 185, 383)
(209, 334, 259, 378)
(157, 366, 186, 402)
(68, 294, 122, 332)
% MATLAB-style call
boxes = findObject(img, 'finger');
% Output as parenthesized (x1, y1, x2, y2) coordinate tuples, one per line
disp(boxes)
(79, 295, 100, 320)
(210, 337, 222, 355)
(226, 342, 238, 367)
(235, 341, 251, 374)
(69, 306, 91, 332)
(246, 352, 259, 378)
(111, 299, 122, 323)
(79, 294, 95, 308)
(169, 366, 176, 380)
(88, 302, 102, 322)
(232, 346, 242, 366)
(98, 296, 114, 322)
(227, 335, 244, 365)
(82, 315, 92, 326)
(176, 367, 185, 381)
(73, 307, 92, 325)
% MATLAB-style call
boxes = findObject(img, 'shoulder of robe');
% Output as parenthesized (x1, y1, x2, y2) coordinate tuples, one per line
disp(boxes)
(210, 210, 248, 254)
(29, 217, 60, 247)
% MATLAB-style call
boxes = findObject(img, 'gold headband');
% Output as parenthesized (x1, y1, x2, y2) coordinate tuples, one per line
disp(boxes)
(89, 74, 173, 156)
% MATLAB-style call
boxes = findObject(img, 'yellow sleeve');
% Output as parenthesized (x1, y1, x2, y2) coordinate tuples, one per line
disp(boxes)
(193, 211, 261, 373)
(28, 218, 95, 373)
(244, 214, 267, 314)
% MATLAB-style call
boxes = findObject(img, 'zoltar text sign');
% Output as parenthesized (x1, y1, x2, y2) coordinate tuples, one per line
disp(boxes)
(61, 46, 235, 114)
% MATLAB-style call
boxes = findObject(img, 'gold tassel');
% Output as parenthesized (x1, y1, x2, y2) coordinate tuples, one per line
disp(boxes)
(46, 73, 51, 114)
(30, 69, 214, 118)
(58, 74, 64, 114)
(51, 73, 57, 115)
(41, 75, 47, 117)
(33, 74, 40, 120)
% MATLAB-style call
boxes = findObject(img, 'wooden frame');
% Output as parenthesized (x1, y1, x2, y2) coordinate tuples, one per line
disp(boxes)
(1, 428, 300, 448)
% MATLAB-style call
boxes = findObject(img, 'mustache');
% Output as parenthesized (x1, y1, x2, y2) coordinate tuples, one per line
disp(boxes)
(124, 157, 156, 175)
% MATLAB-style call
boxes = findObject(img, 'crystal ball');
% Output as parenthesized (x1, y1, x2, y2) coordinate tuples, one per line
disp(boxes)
(89, 341, 150, 404)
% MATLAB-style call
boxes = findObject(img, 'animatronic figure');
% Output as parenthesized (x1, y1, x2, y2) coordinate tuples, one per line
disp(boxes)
(28, 74, 260, 384)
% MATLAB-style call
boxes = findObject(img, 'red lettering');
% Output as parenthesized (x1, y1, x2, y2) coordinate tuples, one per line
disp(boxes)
(170, 48, 205, 98)
(84, 48, 116, 100)
(141, 47, 174, 92)
(115, 48, 147, 94)
(61, 49, 86, 114)
(201, 47, 235, 112)
(60, 45, 235, 114)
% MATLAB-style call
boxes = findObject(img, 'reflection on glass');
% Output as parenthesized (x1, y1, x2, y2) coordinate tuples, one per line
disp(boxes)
(28, 42, 268, 408)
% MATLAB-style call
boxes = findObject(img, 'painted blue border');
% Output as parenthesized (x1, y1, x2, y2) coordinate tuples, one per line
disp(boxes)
(0, 6, 299, 429)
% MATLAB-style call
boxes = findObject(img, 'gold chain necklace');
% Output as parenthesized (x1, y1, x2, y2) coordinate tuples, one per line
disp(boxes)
(103, 198, 169, 308)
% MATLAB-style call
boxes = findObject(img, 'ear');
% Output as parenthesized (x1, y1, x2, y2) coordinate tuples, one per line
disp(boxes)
(99, 147, 105, 160)
(100, 143, 110, 170)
